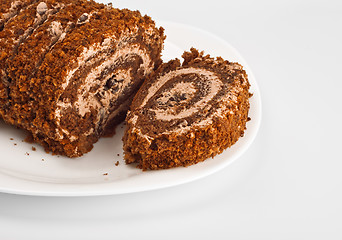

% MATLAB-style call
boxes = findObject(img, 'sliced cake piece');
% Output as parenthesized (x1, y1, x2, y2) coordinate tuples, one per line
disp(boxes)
(123, 48, 251, 170)
(0, 0, 165, 157)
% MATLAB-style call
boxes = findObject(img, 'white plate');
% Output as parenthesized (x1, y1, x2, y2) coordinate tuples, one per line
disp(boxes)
(0, 21, 262, 196)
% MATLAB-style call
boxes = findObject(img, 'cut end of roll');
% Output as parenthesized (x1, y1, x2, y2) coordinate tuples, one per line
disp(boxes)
(0, 0, 165, 157)
(123, 48, 252, 170)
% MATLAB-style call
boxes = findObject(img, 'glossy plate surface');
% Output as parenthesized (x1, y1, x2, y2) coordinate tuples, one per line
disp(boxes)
(0, 21, 261, 196)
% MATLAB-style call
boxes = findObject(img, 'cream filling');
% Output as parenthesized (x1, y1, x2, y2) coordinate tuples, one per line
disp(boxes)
(149, 69, 222, 121)
(64, 44, 151, 117)
(130, 67, 247, 139)
(140, 68, 221, 107)
(61, 27, 145, 90)
(156, 82, 196, 105)
(76, 67, 131, 117)
(55, 41, 152, 141)
(61, 36, 114, 89)
(73, 96, 132, 141)
(49, 20, 63, 37)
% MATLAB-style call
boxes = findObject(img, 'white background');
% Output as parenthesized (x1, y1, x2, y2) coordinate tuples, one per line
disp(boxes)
(1, 0, 341, 239)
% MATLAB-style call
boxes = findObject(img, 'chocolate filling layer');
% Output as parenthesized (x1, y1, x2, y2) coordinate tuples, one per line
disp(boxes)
(129, 67, 242, 137)
(54, 39, 154, 151)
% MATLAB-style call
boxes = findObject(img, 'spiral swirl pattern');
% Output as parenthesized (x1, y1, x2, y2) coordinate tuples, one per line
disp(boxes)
(55, 39, 153, 141)
(129, 67, 246, 137)
(124, 48, 251, 170)
(141, 68, 222, 121)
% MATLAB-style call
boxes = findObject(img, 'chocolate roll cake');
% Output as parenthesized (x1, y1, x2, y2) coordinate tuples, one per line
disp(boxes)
(123, 48, 251, 170)
(0, 0, 165, 157)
